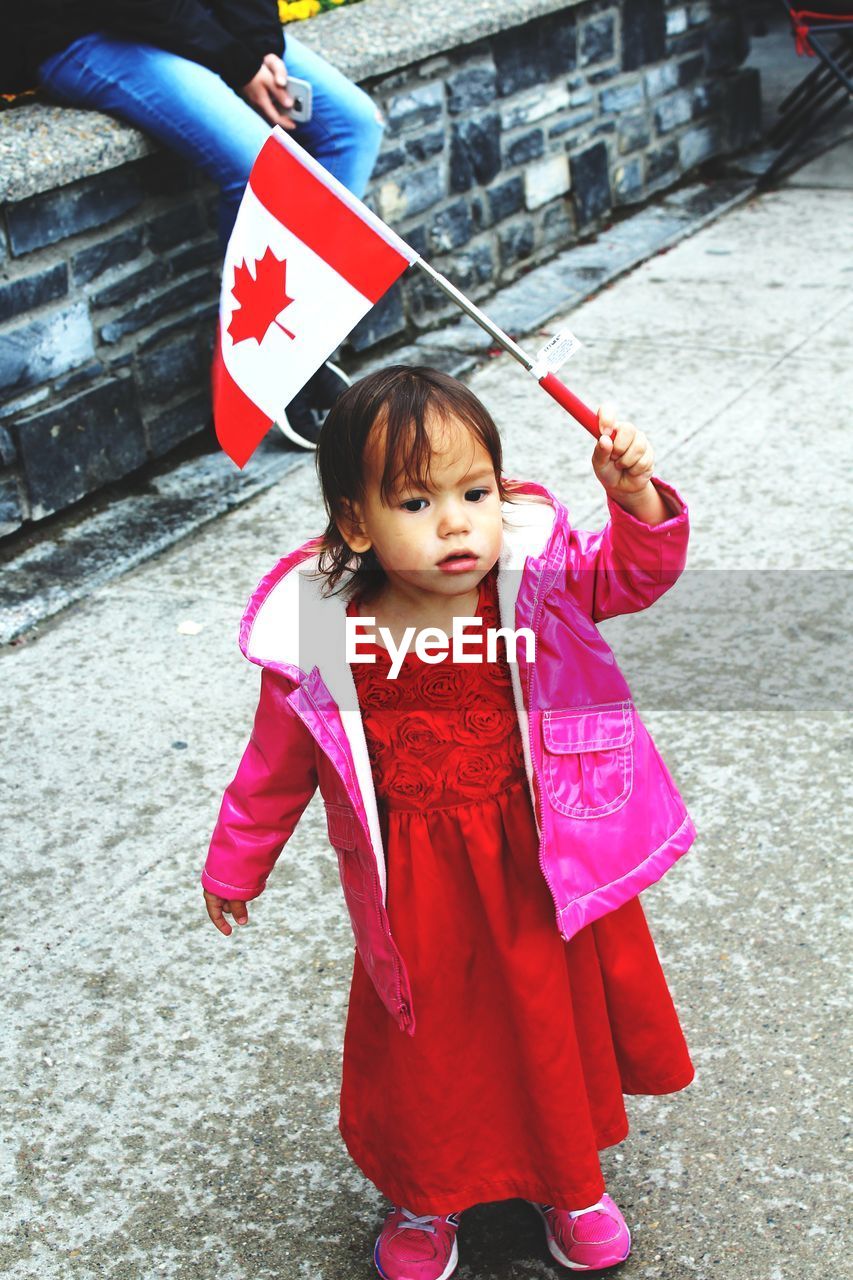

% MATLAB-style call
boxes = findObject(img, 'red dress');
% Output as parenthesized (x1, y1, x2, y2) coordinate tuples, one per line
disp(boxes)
(340, 569, 694, 1215)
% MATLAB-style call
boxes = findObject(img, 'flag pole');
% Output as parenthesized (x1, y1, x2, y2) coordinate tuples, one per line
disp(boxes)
(414, 259, 600, 439)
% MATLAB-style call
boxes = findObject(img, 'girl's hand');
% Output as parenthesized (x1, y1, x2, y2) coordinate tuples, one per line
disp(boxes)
(241, 56, 296, 130)
(204, 890, 249, 936)
(591, 405, 655, 498)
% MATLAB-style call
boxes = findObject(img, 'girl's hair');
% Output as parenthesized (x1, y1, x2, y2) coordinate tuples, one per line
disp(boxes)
(315, 365, 508, 597)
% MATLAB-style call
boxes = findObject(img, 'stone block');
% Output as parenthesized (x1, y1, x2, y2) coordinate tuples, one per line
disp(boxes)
(386, 82, 443, 134)
(0, 425, 15, 465)
(666, 7, 689, 36)
(406, 130, 445, 163)
(131, 302, 216, 359)
(668, 29, 704, 56)
(91, 260, 170, 309)
(503, 129, 545, 168)
(569, 81, 595, 107)
(100, 271, 217, 345)
(403, 225, 429, 258)
(704, 16, 749, 73)
(73, 227, 146, 285)
(524, 154, 571, 211)
(678, 53, 705, 86)
(645, 63, 680, 97)
(54, 359, 106, 394)
(548, 109, 597, 139)
(622, 0, 667, 71)
(417, 56, 451, 79)
(618, 110, 651, 153)
(581, 15, 616, 66)
(449, 115, 501, 193)
(655, 89, 693, 133)
(142, 150, 197, 198)
(723, 69, 762, 151)
(541, 200, 575, 249)
(678, 123, 720, 169)
(168, 239, 221, 276)
(350, 284, 406, 352)
(147, 393, 210, 457)
(692, 79, 724, 119)
(492, 15, 577, 97)
(570, 141, 612, 227)
(647, 140, 679, 183)
(500, 84, 570, 132)
(147, 203, 206, 252)
(14, 377, 146, 517)
(498, 219, 535, 268)
(689, 2, 711, 25)
(372, 146, 406, 179)
(447, 63, 497, 114)
(407, 272, 457, 326)
(600, 82, 645, 113)
(0, 264, 68, 324)
(429, 201, 473, 254)
(0, 387, 49, 423)
(487, 176, 525, 222)
(470, 196, 488, 232)
(0, 471, 24, 536)
(5, 168, 145, 257)
(448, 245, 494, 291)
(614, 157, 645, 204)
(137, 333, 207, 404)
(377, 164, 444, 220)
(0, 302, 95, 393)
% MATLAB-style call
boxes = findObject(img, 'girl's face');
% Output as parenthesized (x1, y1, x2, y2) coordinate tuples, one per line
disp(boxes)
(341, 411, 504, 602)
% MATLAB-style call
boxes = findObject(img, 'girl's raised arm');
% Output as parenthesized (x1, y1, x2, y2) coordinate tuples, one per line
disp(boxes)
(564, 477, 689, 624)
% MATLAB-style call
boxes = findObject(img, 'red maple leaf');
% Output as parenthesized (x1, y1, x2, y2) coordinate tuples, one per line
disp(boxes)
(228, 247, 296, 345)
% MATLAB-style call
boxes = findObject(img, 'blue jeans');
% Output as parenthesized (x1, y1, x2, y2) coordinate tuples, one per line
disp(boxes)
(39, 31, 384, 246)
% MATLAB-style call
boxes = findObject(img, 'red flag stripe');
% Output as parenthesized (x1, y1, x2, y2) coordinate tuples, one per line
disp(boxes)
(212, 341, 271, 470)
(247, 136, 411, 305)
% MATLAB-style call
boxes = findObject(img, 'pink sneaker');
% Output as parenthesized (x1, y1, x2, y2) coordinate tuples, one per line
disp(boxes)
(531, 1195, 631, 1271)
(374, 1207, 460, 1280)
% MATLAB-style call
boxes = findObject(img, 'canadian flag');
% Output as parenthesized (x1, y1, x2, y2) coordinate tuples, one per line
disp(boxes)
(213, 128, 418, 467)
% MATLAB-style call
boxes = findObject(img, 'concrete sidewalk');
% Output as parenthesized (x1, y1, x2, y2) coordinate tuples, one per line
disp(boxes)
(2, 139, 851, 1280)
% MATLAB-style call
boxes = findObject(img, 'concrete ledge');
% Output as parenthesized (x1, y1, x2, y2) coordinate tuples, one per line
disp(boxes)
(0, 105, 157, 205)
(0, 0, 583, 203)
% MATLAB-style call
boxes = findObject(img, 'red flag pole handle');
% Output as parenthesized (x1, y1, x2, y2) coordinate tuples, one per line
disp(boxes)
(411, 261, 601, 440)
(538, 371, 600, 438)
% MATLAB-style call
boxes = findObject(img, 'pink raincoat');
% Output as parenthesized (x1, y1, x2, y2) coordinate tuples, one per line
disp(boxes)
(202, 478, 696, 1035)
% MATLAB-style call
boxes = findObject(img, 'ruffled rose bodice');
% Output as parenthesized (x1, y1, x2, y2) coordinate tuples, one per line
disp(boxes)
(347, 569, 527, 810)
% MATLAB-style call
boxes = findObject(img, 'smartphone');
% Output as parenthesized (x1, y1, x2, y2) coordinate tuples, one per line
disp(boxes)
(287, 76, 313, 123)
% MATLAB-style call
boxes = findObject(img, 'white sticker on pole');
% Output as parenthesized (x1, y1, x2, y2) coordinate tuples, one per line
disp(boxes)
(533, 329, 582, 376)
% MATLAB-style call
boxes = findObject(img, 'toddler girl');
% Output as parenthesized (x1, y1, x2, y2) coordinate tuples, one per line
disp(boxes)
(202, 365, 696, 1279)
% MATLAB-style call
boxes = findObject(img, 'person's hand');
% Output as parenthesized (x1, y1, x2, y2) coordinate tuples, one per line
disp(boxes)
(241, 54, 296, 130)
(591, 404, 654, 499)
(204, 889, 250, 936)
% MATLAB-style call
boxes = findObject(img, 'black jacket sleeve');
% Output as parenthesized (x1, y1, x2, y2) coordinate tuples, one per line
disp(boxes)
(82, 0, 283, 89)
(209, 0, 284, 67)
(6, 0, 285, 96)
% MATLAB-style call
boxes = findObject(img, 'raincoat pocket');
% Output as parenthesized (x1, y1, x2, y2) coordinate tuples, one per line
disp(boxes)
(324, 800, 356, 851)
(325, 801, 372, 906)
(542, 701, 634, 819)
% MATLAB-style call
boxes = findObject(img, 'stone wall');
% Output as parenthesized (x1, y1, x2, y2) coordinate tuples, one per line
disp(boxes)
(0, 0, 758, 536)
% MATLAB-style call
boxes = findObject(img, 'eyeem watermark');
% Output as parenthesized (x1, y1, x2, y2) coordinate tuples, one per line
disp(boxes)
(347, 616, 536, 679)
